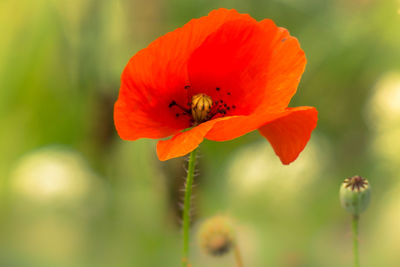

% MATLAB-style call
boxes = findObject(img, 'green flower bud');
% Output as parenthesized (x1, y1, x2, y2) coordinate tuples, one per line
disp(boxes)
(340, 176, 371, 215)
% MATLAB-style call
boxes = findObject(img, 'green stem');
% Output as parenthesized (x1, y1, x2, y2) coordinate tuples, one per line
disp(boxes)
(181, 149, 197, 267)
(352, 215, 360, 267)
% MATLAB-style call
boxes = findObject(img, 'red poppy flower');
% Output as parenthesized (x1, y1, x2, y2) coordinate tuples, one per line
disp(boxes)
(114, 8, 318, 164)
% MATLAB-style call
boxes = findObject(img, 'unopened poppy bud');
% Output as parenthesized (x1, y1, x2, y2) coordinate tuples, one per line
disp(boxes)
(198, 215, 235, 256)
(191, 93, 213, 123)
(340, 176, 371, 216)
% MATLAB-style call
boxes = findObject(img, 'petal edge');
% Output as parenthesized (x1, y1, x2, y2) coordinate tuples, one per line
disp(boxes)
(258, 107, 318, 165)
(157, 117, 232, 161)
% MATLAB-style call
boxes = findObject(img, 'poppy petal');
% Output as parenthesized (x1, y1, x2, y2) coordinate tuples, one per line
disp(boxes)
(114, 93, 181, 140)
(188, 17, 278, 115)
(205, 106, 312, 142)
(193, 19, 307, 142)
(205, 113, 281, 141)
(258, 107, 318, 165)
(157, 117, 232, 161)
(255, 20, 306, 113)
(115, 9, 253, 141)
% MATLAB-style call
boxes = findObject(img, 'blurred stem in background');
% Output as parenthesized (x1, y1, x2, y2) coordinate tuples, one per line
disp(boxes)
(352, 215, 359, 267)
(182, 148, 197, 267)
(234, 243, 244, 267)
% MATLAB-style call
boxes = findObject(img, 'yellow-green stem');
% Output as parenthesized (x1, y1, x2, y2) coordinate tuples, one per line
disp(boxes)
(234, 243, 244, 267)
(352, 215, 360, 267)
(181, 149, 197, 267)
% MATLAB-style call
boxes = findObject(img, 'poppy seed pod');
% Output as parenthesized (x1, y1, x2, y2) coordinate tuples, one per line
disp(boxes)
(191, 93, 213, 123)
(340, 176, 371, 216)
(198, 215, 235, 256)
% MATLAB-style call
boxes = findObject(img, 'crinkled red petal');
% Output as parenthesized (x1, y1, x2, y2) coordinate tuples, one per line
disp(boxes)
(114, 9, 254, 140)
(188, 18, 273, 115)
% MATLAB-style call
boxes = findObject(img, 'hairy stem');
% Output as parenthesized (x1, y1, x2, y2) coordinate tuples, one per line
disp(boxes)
(181, 149, 197, 267)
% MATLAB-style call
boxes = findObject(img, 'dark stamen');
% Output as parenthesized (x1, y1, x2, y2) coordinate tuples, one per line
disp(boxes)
(169, 100, 177, 108)
(184, 85, 191, 90)
(216, 87, 220, 91)
(169, 100, 190, 113)
(227, 92, 231, 95)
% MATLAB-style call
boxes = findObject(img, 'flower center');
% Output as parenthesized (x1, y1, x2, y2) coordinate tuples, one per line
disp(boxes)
(191, 93, 213, 123)
(168, 86, 237, 125)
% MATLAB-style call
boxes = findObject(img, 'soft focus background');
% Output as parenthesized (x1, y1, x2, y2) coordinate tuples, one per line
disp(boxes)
(1, 0, 400, 266)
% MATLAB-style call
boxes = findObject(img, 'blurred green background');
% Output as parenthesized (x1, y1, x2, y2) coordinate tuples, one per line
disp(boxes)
(1, 0, 400, 266)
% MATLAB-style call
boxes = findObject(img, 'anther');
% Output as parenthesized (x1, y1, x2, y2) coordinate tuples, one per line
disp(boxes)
(169, 100, 177, 108)
(169, 99, 191, 114)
